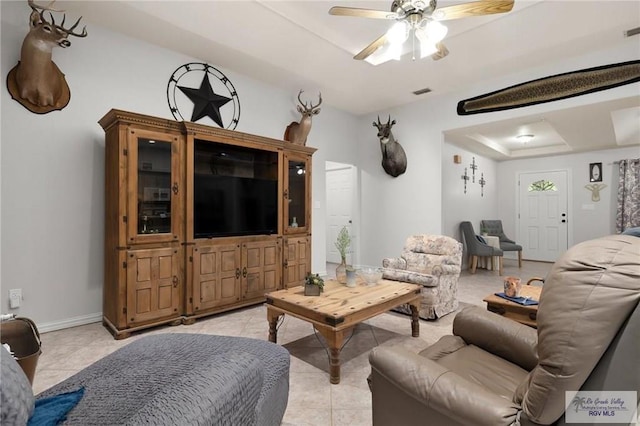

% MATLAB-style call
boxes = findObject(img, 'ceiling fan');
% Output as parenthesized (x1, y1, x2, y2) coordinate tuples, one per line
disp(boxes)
(329, 0, 514, 64)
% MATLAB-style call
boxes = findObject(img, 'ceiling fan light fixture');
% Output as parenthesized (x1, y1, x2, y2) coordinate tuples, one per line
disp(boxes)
(384, 21, 410, 60)
(415, 27, 437, 58)
(330, 0, 516, 64)
(387, 21, 410, 45)
(425, 20, 448, 43)
(420, 42, 438, 58)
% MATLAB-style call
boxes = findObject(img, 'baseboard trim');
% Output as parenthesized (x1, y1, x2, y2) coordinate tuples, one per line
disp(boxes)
(38, 312, 102, 333)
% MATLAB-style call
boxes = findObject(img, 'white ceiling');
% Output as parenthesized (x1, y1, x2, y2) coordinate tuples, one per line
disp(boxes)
(56, 0, 640, 160)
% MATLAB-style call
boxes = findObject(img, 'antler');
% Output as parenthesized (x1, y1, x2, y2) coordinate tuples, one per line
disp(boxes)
(60, 14, 88, 37)
(28, 0, 87, 37)
(297, 90, 322, 111)
(28, 0, 63, 13)
(310, 92, 322, 110)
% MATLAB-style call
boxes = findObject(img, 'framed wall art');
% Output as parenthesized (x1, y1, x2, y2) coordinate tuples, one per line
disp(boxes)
(589, 162, 602, 182)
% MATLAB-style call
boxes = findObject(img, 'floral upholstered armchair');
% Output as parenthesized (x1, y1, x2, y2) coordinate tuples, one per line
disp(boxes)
(382, 235, 462, 320)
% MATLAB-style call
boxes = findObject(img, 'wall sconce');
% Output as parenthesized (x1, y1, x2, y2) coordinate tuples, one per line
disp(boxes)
(453, 155, 461, 164)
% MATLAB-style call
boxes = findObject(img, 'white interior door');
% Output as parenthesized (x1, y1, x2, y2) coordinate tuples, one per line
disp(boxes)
(518, 170, 569, 262)
(326, 163, 354, 264)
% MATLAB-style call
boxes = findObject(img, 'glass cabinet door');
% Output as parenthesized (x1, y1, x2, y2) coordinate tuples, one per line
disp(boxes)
(127, 129, 181, 244)
(284, 154, 310, 234)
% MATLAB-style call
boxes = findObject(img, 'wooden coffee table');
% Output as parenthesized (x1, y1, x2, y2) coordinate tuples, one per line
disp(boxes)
(265, 279, 421, 384)
(483, 285, 542, 328)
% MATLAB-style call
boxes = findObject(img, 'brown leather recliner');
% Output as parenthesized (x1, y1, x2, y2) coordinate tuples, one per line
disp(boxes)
(369, 234, 640, 425)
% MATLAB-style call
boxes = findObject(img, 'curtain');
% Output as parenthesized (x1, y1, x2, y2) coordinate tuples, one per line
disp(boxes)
(616, 158, 640, 233)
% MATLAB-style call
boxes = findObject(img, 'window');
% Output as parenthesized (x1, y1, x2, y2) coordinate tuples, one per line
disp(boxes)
(528, 179, 557, 192)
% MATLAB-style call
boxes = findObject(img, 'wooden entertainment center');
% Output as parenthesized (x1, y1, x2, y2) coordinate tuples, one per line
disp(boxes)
(100, 109, 316, 339)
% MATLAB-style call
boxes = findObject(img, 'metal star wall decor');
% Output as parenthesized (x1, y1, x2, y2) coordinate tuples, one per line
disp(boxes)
(167, 62, 240, 129)
(461, 167, 470, 194)
(178, 74, 231, 127)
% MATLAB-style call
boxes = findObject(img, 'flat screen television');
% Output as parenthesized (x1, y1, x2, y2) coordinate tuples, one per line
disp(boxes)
(193, 140, 278, 238)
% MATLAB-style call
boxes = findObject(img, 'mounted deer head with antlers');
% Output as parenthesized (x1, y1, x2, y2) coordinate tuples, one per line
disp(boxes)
(6, 0, 87, 114)
(283, 90, 322, 146)
(373, 116, 407, 178)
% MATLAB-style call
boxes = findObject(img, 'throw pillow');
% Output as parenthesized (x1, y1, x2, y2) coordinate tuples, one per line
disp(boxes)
(622, 227, 640, 237)
(0, 345, 35, 425)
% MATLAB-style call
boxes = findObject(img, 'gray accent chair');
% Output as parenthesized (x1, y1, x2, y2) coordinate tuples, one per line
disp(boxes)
(369, 233, 640, 426)
(459, 221, 503, 275)
(481, 219, 523, 267)
(3, 334, 290, 426)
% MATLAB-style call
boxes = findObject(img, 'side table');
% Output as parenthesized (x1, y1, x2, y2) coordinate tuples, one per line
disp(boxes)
(483, 285, 542, 328)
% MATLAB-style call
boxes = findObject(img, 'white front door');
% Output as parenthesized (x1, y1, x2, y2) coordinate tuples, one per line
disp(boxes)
(518, 170, 569, 262)
(326, 163, 354, 264)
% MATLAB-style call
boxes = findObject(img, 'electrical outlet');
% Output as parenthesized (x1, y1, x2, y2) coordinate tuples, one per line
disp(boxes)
(9, 289, 21, 309)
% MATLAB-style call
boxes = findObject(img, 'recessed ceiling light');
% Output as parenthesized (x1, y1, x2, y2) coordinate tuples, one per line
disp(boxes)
(517, 134, 534, 143)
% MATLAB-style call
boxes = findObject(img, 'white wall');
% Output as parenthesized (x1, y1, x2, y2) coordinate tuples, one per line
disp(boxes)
(441, 143, 498, 246)
(358, 35, 639, 265)
(357, 99, 462, 264)
(0, 1, 359, 328)
(497, 146, 640, 247)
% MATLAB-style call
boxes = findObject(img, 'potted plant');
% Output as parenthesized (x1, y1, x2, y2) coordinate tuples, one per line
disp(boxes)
(304, 273, 324, 296)
(334, 226, 351, 284)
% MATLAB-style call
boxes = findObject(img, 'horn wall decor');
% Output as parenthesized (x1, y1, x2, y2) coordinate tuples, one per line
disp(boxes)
(457, 60, 640, 115)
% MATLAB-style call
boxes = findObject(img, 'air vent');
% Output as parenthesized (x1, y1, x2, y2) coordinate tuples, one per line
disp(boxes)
(412, 87, 432, 95)
(625, 27, 640, 37)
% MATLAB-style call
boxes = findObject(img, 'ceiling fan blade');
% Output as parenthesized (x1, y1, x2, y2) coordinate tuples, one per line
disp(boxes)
(329, 6, 398, 20)
(434, 0, 514, 21)
(354, 34, 388, 60)
(431, 42, 449, 61)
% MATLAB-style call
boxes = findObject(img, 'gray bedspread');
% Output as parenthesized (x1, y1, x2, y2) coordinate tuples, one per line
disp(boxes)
(36, 333, 290, 425)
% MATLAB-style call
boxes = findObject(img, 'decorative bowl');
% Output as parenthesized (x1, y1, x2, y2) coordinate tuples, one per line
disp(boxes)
(357, 266, 383, 286)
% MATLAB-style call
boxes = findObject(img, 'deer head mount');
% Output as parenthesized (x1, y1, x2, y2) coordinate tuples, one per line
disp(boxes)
(6, 0, 87, 114)
(283, 90, 322, 146)
(373, 116, 407, 178)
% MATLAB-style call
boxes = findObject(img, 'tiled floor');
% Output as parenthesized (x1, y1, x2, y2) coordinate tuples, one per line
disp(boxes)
(32, 258, 551, 426)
